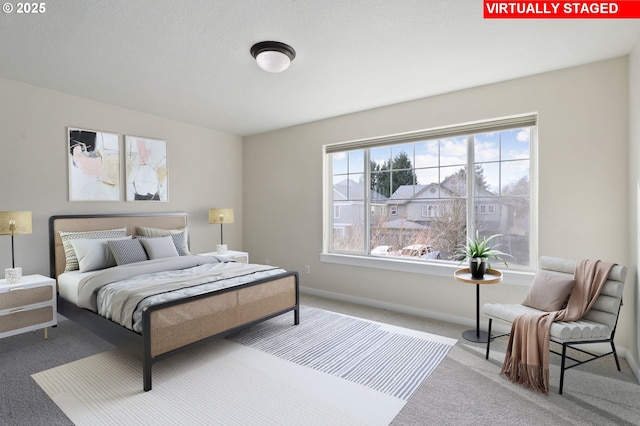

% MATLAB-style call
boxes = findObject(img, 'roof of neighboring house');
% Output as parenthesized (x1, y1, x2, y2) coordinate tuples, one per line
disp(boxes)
(385, 175, 500, 205)
(334, 179, 388, 202)
(335, 177, 506, 208)
(386, 185, 428, 204)
(386, 182, 461, 205)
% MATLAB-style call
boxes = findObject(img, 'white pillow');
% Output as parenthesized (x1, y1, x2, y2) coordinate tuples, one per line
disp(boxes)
(59, 228, 128, 271)
(70, 236, 132, 272)
(140, 236, 179, 259)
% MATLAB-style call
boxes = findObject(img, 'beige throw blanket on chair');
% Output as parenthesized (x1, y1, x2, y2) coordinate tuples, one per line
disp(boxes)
(500, 259, 615, 394)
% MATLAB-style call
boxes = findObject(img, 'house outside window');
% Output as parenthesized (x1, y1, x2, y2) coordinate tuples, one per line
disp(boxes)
(324, 115, 536, 270)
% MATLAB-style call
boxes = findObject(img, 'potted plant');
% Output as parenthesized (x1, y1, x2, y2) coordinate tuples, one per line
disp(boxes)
(457, 231, 511, 279)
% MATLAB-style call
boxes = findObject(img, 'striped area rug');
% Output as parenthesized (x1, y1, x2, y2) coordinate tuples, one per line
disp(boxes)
(33, 307, 455, 425)
(229, 307, 456, 401)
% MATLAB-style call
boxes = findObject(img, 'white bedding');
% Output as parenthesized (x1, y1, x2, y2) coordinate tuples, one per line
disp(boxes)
(107, 262, 288, 333)
(62, 257, 287, 333)
(58, 270, 94, 306)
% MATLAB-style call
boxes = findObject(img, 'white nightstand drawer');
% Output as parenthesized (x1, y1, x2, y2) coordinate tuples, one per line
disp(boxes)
(0, 274, 57, 339)
(0, 285, 53, 311)
(0, 305, 54, 335)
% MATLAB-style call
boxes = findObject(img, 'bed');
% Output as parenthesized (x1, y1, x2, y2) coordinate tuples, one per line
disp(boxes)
(49, 212, 299, 391)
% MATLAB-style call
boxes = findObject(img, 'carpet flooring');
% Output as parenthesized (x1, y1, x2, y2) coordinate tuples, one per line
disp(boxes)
(4, 294, 639, 425)
(33, 307, 455, 425)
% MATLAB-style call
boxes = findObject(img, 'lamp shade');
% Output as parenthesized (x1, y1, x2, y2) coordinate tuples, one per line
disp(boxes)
(0, 211, 32, 235)
(250, 41, 296, 73)
(208, 209, 234, 225)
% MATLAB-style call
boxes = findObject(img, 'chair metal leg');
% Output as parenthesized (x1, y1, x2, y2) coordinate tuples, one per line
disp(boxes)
(485, 319, 493, 360)
(611, 341, 621, 371)
(559, 343, 568, 395)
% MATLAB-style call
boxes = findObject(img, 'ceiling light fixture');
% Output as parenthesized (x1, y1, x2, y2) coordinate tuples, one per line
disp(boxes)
(250, 41, 296, 73)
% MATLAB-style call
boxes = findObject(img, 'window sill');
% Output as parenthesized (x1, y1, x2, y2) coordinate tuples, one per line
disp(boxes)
(319, 253, 534, 286)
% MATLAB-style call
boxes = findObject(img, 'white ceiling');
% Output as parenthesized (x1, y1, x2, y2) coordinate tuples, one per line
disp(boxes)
(1, 1, 639, 136)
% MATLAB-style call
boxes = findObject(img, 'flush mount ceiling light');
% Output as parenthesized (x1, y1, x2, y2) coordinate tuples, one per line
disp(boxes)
(250, 41, 296, 73)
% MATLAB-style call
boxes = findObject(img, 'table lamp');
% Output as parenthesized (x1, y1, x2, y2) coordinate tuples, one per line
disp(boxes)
(208, 208, 234, 254)
(0, 211, 32, 284)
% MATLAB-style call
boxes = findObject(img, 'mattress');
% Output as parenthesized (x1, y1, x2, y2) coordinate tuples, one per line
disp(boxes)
(58, 270, 93, 306)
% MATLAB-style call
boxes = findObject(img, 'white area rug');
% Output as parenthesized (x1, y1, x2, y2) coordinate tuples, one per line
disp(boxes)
(33, 307, 456, 425)
(228, 307, 457, 400)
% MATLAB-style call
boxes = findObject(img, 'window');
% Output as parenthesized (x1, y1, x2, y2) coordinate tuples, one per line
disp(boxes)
(475, 204, 495, 215)
(422, 204, 441, 218)
(324, 115, 536, 270)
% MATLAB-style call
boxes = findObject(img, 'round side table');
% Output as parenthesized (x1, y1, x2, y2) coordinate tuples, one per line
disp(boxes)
(454, 268, 503, 343)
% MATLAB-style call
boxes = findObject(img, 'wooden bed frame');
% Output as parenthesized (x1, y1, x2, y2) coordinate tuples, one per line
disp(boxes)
(49, 212, 299, 392)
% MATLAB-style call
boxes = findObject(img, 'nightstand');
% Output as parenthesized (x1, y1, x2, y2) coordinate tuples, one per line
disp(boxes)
(0, 274, 57, 340)
(200, 250, 249, 264)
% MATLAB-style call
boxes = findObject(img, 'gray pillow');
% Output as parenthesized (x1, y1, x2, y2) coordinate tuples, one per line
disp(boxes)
(136, 226, 190, 255)
(522, 270, 576, 312)
(169, 232, 189, 256)
(107, 239, 148, 265)
(140, 236, 179, 259)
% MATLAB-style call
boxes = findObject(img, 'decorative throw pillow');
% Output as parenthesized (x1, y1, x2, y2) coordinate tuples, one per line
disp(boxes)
(169, 232, 189, 256)
(522, 270, 576, 312)
(60, 228, 127, 271)
(70, 236, 132, 272)
(107, 238, 148, 265)
(136, 226, 190, 255)
(140, 236, 179, 259)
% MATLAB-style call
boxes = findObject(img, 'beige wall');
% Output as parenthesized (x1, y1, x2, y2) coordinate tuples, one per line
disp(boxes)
(0, 77, 244, 277)
(629, 39, 640, 367)
(244, 58, 634, 358)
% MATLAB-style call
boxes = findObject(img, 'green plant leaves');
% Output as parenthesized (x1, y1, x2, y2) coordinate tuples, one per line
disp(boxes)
(456, 230, 512, 268)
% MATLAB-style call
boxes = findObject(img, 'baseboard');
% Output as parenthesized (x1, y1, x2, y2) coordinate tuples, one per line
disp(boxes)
(300, 286, 489, 330)
(300, 286, 640, 385)
(618, 346, 640, 384)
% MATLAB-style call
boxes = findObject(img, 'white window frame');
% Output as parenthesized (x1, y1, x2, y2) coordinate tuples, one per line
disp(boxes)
(321, 114, 538, 284)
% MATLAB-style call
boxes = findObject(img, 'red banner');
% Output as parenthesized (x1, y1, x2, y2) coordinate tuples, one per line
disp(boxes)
(484, 1, 640, 18)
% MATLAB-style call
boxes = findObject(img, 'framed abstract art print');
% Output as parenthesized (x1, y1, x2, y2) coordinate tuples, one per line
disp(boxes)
(124, 135, 168, 202)
(68, 127, 121, 201)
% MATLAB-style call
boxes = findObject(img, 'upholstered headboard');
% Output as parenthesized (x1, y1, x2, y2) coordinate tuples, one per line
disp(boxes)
(49, 213, 189, 279)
